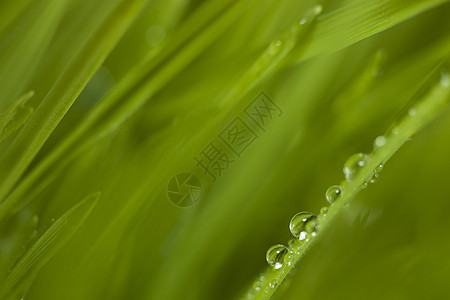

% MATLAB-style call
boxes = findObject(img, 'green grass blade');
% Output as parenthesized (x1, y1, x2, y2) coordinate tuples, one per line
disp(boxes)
(0, 192, 100, 299)
(0, 0, 67, 112)
(243, 65, 450, 300)
(297, 0, 450, 62)
(0, 0, 253, 219)
(0, 0, 146, 202)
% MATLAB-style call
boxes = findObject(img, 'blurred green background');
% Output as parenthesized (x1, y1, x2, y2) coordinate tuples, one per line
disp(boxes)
(0, 0, 450, 299)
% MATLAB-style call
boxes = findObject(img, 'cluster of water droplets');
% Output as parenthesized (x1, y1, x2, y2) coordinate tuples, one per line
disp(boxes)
(265, 211, 320, 271)
(257, 4, 323, 78)
(265, 244, 288, 270)
(258, 67, 450, 300)
(262, 4, 446, 278)
(265, 136, 389, 270)
(343, 153, 384, 189)
(247, 273, 281, 299)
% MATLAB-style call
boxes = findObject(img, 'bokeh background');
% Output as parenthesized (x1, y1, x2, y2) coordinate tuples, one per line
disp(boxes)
(0, 0, 450, 299)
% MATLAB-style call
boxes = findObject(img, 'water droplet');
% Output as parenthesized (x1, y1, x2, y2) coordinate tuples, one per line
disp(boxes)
(441, 71, 449, 87)
(287, 238, 302, 254)
(408, 108, 417, 116)
(284, 252, 295, 266)
(325, 185, 342, 204)
(289, 238, 302, 247)
(343, 153, 368, 181)
(368, 163, 384, 184)
(251, 278, 263, 296)
(287, 238, 297, 248)
(320, 206, 329, 216)
(299, 5, 323, 25)
(371, 49, 387, 77)
(268, 40, 283, 55)
(313, 5, 323, 14)
(269, 280, 277, 289)
(374, 135, 386, 148)
(391, 127, 400, 135)
(30, 215, 39, 227)
(266, 244, 288, 269)
(289, 212, 318, 240)
(376, 163, 384, 172)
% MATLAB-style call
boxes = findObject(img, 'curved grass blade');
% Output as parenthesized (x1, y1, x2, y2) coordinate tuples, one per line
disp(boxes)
(0, 0, 67, 113)
(0, 0, 146, 203)
(142, 5, 325, 300)
(218, 4, 322, 111)
(0, 192, 100, 299)
(30, 0, 449, 180)
(47, 11, 325, 297)
(244, 64, 450, 300)
(297, 0, 450, 62)
(3, 0, 445, 218)
(0, 0, 254, 219)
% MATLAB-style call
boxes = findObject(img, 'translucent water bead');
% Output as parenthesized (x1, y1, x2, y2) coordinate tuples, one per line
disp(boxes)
(289, 212, 318, 240)
(266, 244, 288, 269)
(343, 153, 368, 181)
(325, 185, 342, 204)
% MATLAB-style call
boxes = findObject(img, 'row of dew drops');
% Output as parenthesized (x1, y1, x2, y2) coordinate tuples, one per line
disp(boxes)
(266, 150, 386, 270)
(249, 70, 450, 297)
(250, 144, 386, 296)
(264, 68, 450, 270)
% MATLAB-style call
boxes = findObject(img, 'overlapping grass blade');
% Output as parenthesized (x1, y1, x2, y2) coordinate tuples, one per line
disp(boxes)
(0, 0, 146, 202)
(0, 192, 100, 299)
(298, 0, 449, 62)
(0, 0, 254, 221)
(0, 0, 67, 112)
(244, 62, 450, 300)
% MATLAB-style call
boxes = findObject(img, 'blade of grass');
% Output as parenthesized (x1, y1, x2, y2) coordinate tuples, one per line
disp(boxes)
(0, 192, 100, 299)
(244, 64, 450, 300)
(0, 0, 254, 219)
(0, 0, 146, 202)
(298, 0, 450, 62)
(22, 0, 449, 193)
(0, 0, 67, 112)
